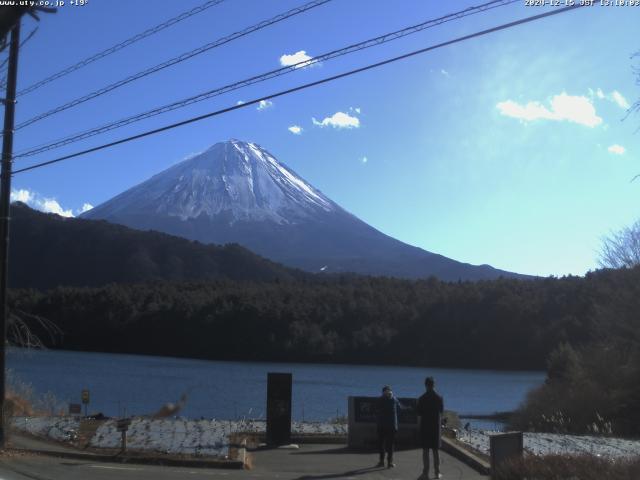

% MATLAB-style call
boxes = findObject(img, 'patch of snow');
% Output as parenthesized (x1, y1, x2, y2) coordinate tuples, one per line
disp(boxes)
(12, 416, 79, 443)
(12, 417, 347, 458)
(457, 429, 640, 459)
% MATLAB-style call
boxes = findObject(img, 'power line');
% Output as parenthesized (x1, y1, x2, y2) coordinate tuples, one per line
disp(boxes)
(13, 3, 585, 176)
(0, 26, 38, 88)
(15, 0, 228, 97)
(15, 0, 519, 159)
(12, 0, 334, 132)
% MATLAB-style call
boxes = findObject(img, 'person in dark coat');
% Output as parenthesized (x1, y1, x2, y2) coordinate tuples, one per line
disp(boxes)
(417, 376, 444, 479)
(376, 385, 402, 468)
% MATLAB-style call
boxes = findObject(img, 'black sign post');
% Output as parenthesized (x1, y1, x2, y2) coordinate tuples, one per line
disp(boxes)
(81, 389, 90, 417)
(266, 372, 292, 446)
(116, 418, 131, 451)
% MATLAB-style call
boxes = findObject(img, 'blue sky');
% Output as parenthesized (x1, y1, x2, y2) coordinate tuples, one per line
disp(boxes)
(7, 0, 640, 277)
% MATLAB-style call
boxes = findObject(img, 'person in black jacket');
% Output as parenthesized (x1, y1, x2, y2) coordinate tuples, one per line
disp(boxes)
(417, 376, 444, 479)
(376, 385, 402, 468)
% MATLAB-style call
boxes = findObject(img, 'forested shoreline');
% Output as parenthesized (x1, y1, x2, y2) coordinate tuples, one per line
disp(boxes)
(9, 266, 640, 372)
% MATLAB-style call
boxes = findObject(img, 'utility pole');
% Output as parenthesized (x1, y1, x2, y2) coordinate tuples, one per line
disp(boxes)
(0, 20, 21, 448)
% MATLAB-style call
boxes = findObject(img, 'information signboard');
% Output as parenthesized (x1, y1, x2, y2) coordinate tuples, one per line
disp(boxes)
(490, 431, 523, 477)
(348, 396, 420, 449)
(352, 396, 417, 424)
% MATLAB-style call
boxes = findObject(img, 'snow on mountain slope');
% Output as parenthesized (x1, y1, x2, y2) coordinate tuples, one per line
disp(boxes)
(87, 140, 335, 225)
(83, 140, 527, 281)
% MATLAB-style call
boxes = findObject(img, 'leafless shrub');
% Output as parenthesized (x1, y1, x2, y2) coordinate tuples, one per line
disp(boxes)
(599, 220, 640, 269)
(493, 454, 640, 480)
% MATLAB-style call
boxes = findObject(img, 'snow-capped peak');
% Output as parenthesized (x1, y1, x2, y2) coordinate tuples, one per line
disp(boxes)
(84, 140, 336, 225)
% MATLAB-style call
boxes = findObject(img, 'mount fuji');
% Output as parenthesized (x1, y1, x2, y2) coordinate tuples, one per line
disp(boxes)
(83, 139, 524, 280)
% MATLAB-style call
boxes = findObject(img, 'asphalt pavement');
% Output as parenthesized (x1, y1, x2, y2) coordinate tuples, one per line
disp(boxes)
(0, 441, 488, 480)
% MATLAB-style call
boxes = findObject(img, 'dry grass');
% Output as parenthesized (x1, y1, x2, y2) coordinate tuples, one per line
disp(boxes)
(493, 454, 640, 480)
(4, 391, 35, 418)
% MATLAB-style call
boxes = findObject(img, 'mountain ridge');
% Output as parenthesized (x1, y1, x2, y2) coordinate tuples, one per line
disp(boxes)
(83, 139, 529, 281)
(9, 202, 303, 290)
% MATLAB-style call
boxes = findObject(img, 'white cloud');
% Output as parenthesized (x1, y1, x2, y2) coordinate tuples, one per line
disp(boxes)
(596, 88, 605, 99)
(610, 90, 630, 109)
(279, 50, 315, 68)
(608, 144, 626, 155)
(41, 199, 74, 217)
(10, 188, 84, 218)
(440, 69, 450, 77)
(288, 125, 303, 135)
(79, 203, 94, 213)
(10, 189, 34, 203)
(312, 111, 360, 129)
(236, 100, 245, 105)
(361, 156, 368, 164)
(257, 99, 273, 111)
(496, 92, 602, 128)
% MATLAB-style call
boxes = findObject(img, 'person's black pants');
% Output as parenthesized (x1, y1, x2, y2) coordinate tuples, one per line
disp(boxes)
(377, 427, 395, 463)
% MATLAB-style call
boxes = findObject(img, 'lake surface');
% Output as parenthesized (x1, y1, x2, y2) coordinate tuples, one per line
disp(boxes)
(7, 348, 544, 429)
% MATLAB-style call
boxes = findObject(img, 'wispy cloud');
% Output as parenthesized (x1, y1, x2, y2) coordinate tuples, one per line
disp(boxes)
(257, 99, 273, 111)
(496, 92, 602, 128)
(10, 188, 85, 218)
(279, 50, 315, 68)
(236, 100, 245, 105)
(608, 144, 626, 155)
(440, 69, 450, 77)
(610, 90, 630, 109)
(590, 88, 630, 110)
(288, 125, 303, 135)
(312, 111, 360, 129)
(361, 156, 368, 164)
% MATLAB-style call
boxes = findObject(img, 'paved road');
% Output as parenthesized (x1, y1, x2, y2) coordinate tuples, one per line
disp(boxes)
(0, 444, 487, 480)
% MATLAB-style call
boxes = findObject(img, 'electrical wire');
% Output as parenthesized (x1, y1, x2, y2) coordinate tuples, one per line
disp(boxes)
(15, 0, 228, 97)
(14, 0, 518, 159)
(13, 3, 585, 176)
(0, 26, 38, 89)
(12, 0, 334, 132)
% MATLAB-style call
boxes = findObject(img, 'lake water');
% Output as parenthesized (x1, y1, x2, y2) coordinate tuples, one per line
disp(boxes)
(7, 348, 544, 430)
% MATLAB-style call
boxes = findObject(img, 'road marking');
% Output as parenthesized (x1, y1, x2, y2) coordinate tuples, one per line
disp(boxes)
(88, 465, 143, 471)
(187, 472, 230, 476)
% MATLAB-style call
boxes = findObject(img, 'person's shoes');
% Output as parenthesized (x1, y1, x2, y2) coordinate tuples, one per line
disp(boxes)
(376, 461, 385, 468)
(387, 462, 396, 468)
(434, 473, 442, 478)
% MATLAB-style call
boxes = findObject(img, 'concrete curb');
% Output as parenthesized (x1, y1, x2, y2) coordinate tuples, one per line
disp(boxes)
(441, 437, 490, 476)
(237, 439, 247, 467)
(7, 447, 246, 470)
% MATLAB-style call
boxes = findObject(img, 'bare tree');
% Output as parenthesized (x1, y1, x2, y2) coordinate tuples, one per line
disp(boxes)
(599, 220, 640, 269)
(632, 50, 640, 118)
